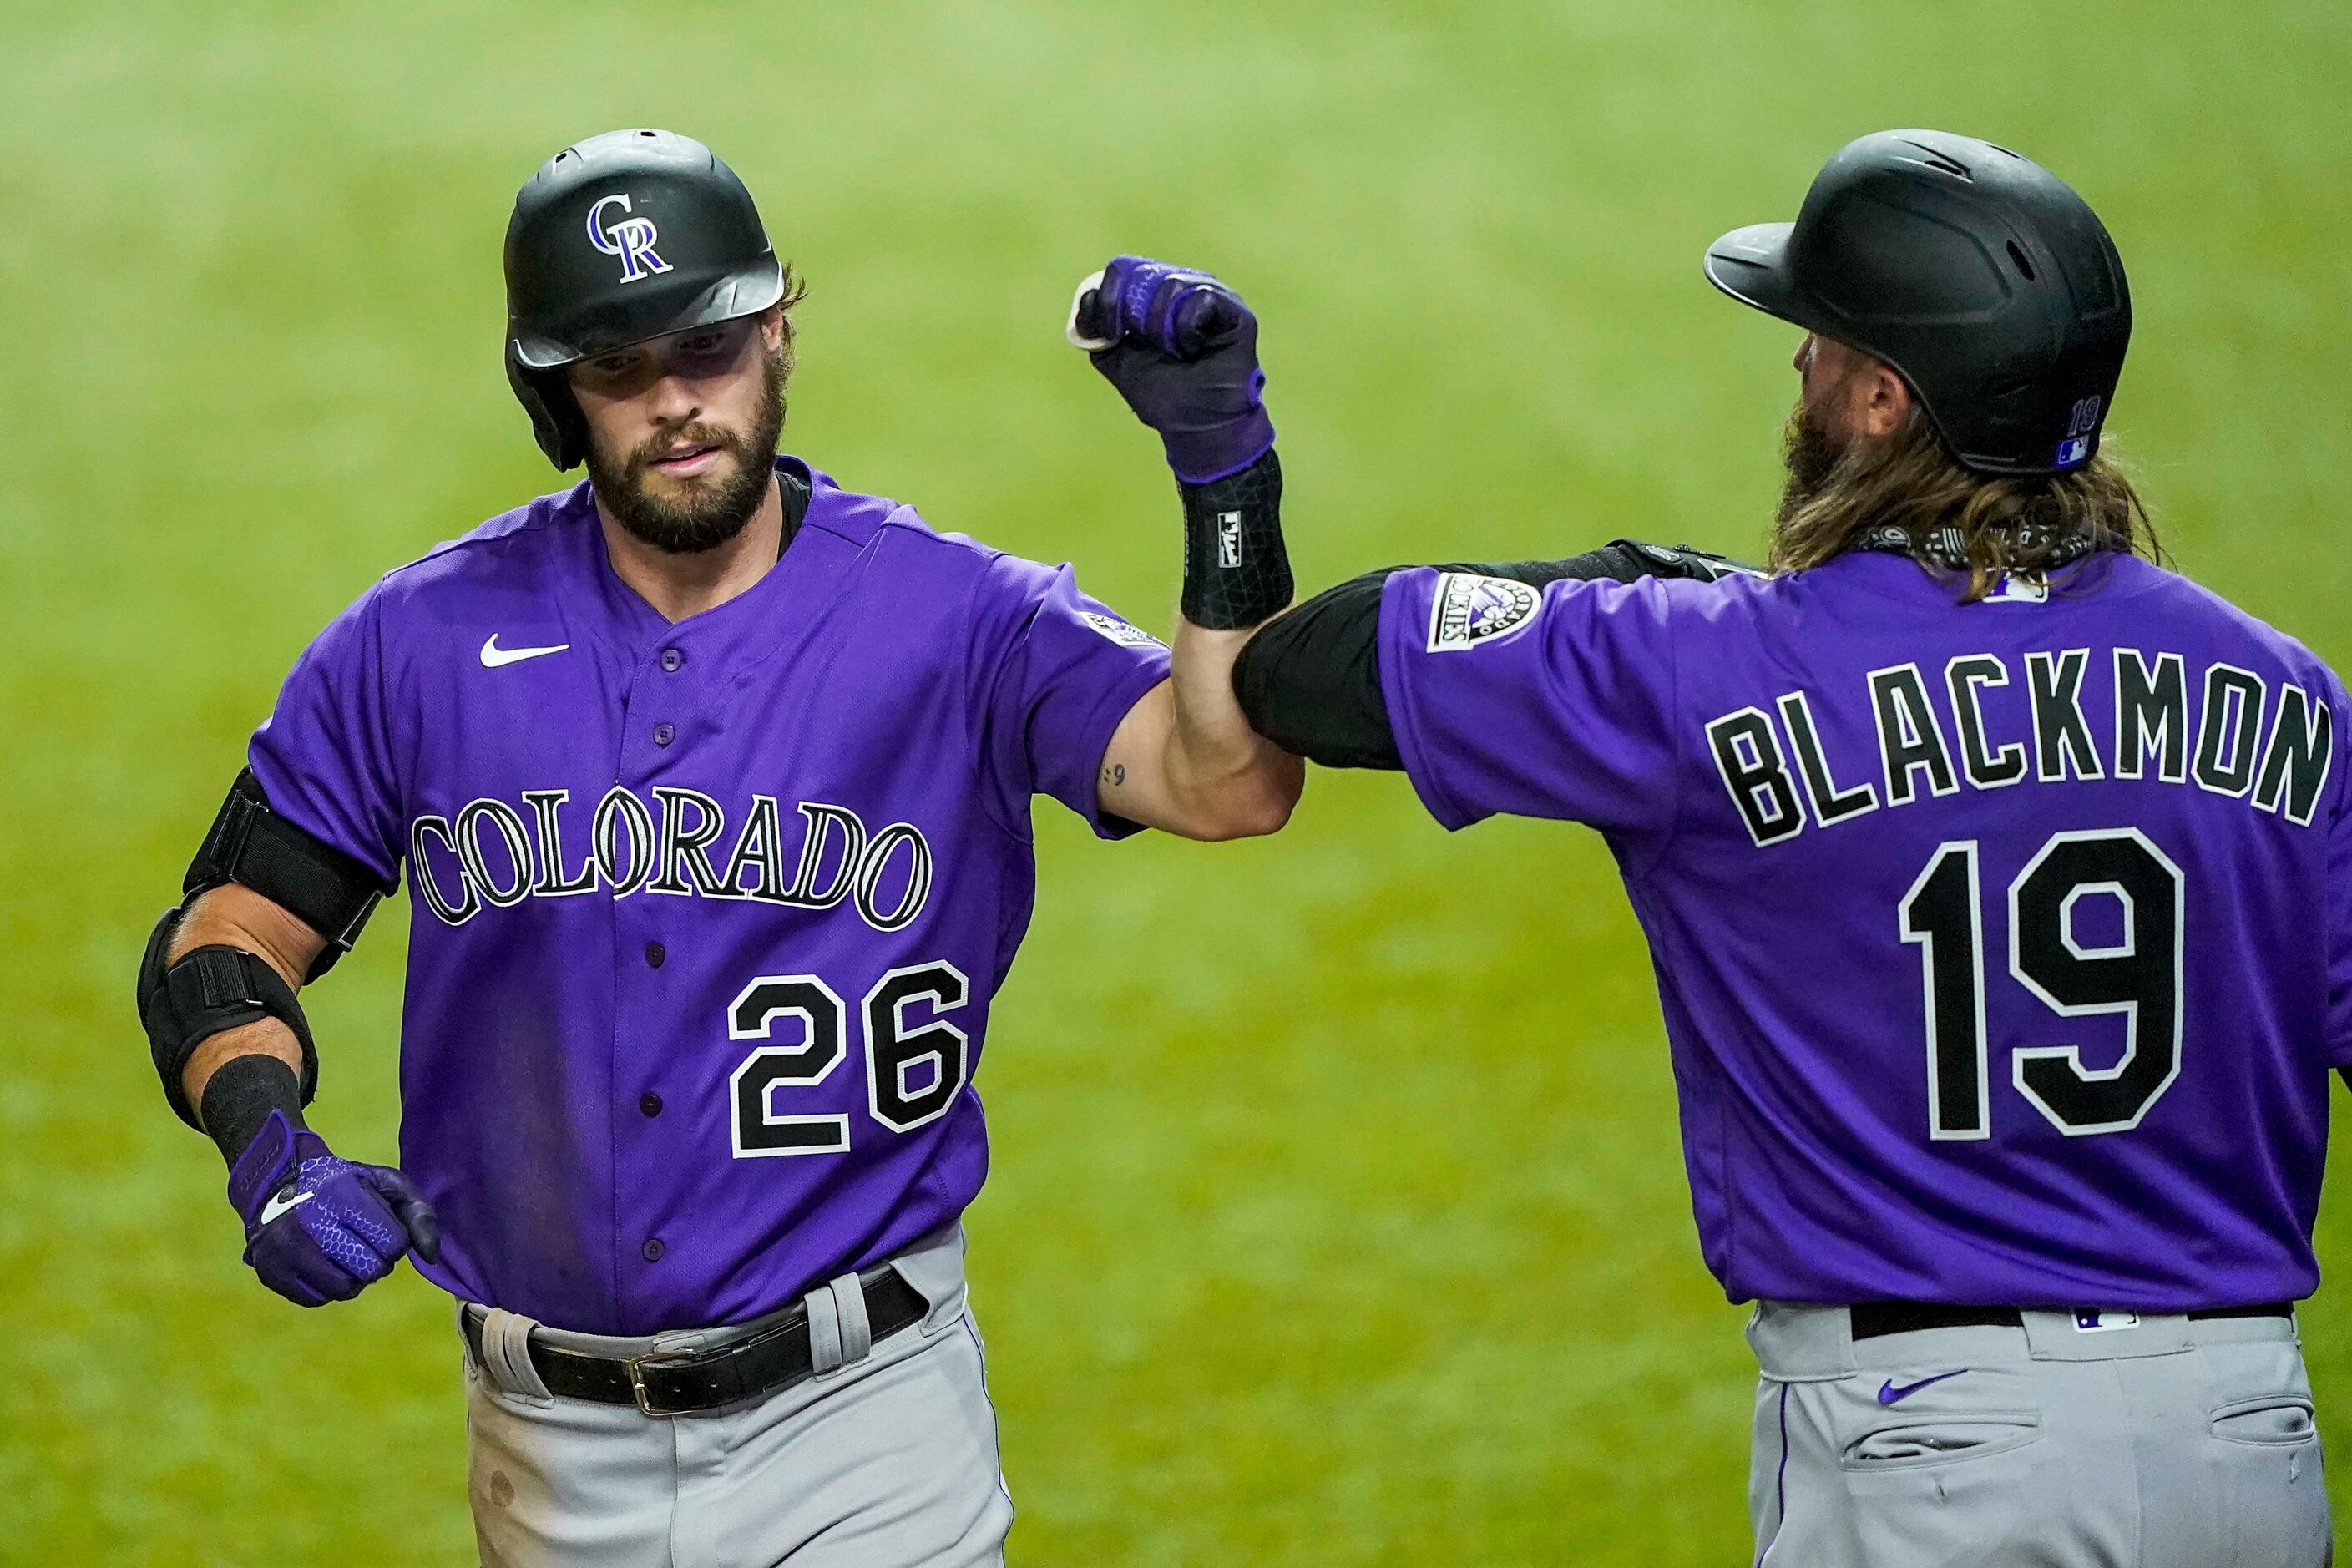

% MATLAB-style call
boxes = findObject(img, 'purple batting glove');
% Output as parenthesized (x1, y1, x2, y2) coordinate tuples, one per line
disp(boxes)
(1070, 255, 1275, 483)
(226, 1110, 440, 1307)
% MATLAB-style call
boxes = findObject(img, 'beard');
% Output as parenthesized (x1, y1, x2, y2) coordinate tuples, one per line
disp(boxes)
(1774, 393, 1850, 529)
(586, 348, 790, 555)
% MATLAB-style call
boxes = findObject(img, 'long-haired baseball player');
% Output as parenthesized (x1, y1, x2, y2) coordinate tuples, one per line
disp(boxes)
(1231, 129, 2340, 1563)
(136, 128, 1302, 1565)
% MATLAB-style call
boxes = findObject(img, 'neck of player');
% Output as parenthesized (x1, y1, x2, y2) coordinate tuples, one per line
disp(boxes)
(596, 476, 787, 624)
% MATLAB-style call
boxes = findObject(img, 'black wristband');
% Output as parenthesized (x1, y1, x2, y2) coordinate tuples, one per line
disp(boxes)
(197, 1054, 306, 1167)
(1179, 448, 1292, 630)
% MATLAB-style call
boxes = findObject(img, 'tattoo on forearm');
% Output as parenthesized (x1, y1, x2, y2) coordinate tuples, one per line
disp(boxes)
(1101, 762, 1126, 789)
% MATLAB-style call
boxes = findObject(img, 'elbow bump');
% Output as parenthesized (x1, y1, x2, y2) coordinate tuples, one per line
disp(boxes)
(1212, 782, 1302, 842)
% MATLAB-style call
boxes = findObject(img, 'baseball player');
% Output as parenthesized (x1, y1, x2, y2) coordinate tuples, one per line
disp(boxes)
(1231, 129, 2341, 1564)
(134, 127, 1303, 1565)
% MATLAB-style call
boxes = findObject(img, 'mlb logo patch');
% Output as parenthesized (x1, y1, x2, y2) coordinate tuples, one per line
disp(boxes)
(1986, 574, 2049, 604)
(1427, 574, 1539, 653)
(2054, 436, 2092, 468)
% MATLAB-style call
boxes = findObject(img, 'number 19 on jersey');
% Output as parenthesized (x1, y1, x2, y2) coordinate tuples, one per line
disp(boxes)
(1899, 828, 2184, 1140)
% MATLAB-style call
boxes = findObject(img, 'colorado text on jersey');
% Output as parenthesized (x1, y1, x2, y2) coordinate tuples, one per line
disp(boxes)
(407, 787, 932, 931)
(1707, 649, 2337, 847)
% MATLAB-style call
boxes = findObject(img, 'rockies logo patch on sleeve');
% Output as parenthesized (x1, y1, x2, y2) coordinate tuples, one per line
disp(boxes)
(1427, 574, 1539, 653)
(1080, 611, 1164, 649)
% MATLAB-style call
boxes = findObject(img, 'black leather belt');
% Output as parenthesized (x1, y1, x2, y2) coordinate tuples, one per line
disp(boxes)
(464, 1267, 929, 1416)
(1850, 1300, 2294, 1341)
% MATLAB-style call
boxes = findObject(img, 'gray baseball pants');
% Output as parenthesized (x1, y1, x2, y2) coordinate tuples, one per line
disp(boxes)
(1748, 1300, 2330, 1567)
(462, 1225, 1012, 1568)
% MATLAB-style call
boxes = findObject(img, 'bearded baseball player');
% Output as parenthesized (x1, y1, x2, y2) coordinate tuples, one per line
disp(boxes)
(1232, 129, 2343, 1564)
(134, 127, 1302, 1565)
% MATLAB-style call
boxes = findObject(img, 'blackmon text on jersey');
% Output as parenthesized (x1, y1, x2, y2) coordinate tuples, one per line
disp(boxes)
(406, 787, 933, 930)
(1707, 647, 2336, 848)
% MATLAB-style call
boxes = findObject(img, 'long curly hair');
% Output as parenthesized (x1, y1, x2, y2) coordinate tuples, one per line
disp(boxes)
(1768, 400, 2165, 602)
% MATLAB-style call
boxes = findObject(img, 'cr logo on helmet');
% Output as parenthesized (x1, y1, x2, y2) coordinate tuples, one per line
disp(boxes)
(585, 193, 671, 283)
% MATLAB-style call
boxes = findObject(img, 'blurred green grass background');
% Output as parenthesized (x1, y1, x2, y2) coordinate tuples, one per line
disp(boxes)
(2, 1, 2346, 1561)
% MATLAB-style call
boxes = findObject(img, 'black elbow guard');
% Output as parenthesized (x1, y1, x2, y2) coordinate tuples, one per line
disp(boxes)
(138, 907, 318, 1130)
(1232, 567, 1403, 770)
(138, 768, 383, 1130)
(187, 768, 392, 981)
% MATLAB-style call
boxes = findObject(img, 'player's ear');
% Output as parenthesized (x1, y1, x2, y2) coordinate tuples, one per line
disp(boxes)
(758, 303, 787, 357)
(1857, 355, 1911, 441)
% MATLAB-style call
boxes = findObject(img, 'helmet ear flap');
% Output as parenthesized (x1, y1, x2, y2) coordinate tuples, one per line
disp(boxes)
(505, 348, 590, 471)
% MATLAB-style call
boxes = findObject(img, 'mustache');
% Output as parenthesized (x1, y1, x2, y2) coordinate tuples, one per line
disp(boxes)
(624, 420, 756, 481)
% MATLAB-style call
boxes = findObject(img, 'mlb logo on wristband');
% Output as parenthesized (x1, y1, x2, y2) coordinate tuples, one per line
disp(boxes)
(1217, 513, 1242, 569)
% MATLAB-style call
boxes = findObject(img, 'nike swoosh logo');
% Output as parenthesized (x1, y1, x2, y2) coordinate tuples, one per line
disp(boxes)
(259, 1188, 314, 1226)
(480, 634, 569, 669)
(1877, 1370, 1967, 1405)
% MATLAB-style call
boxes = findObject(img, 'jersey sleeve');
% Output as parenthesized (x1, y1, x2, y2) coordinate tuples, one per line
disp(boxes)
(2326, 726, 2352, 1070)
(970, 554, 1173, 838)
(1375, 566, 1683, 838)
(245, 583, 405, 884)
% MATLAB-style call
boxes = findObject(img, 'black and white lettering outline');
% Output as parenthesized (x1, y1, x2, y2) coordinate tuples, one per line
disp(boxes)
(2113, 650, 2189, 783)
(1899, 840, 1989, 1141)
(407, 815, 480, 926)
(726, 974, 852, 1158)
(1704, 708, 1804, 847)
(1945, 655, 2028, 790)
(650, 786, 731, 897)
(2025, 649, 2105, 782)
(2193, 663, 2268, 799)
(1775, 690, 1878, 827)
(854, 823, 934, 931)
(523, 788, 599, 896)
(2059, 881, 2134, 959)
(1868, 663, 1960, 806)
(784, 802, 865, 908)
(454, 797, 534, 908)
(2253, 684, 2334, 827)
(591, 784, 657, 897)
(719, 794, 789, 900)
(2008, 827, 2184, 1137)
(863, 961, 972, 1134)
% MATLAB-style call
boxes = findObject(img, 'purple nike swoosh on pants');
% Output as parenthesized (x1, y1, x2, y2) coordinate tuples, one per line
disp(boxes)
(1876, 1370, 1968, 1405)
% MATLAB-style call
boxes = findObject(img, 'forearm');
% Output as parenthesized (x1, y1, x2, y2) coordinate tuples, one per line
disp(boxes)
(1099, 443, 1304, 836)
(180, 1022, 305, 1123)
(1160, 619, 1306, 837)
(141, 782, 433, 1301)
(169, 883, 323, 1130)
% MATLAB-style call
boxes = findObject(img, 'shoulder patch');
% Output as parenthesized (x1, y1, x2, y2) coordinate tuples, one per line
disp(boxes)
(1080, 611, 1164, 649)
(1427, 573, 1540, 653)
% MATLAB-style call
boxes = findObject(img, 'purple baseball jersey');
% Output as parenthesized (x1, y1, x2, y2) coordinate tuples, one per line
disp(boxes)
(1380, 550, 2349, 1308)
(249, 458, 1170, 1334)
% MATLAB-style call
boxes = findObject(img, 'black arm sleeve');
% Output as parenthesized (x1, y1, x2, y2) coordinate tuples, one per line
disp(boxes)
(1232, 566, 1395, 768)
(1232, 540, 1757, 771)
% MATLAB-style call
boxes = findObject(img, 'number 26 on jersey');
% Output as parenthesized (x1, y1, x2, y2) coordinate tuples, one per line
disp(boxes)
(725, 963, 971, 1157)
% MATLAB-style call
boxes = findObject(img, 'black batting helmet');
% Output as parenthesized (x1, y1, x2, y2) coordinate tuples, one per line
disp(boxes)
(1705, 130, 2131, 476)
(504, 128, 787, 469)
